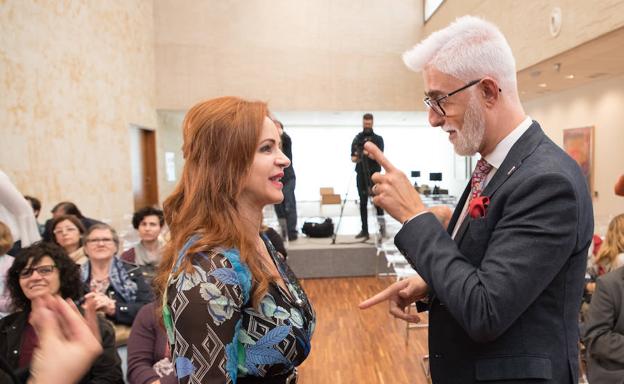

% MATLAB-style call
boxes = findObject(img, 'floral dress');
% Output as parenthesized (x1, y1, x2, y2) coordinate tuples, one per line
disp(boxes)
(163, 235, 315, 383)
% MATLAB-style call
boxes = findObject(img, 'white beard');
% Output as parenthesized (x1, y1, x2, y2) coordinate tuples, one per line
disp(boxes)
(446, 95, 486, 156)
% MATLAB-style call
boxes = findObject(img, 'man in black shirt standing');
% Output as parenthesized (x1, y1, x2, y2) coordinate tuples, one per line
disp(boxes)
(273, 120, 298, 241)
(351, 113, 384, 239)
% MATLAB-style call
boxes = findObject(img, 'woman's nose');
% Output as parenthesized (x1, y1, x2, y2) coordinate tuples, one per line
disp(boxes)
(278, 151, 291, 167)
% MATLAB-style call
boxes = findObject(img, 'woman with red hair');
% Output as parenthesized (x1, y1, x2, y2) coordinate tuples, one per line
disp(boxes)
(155, 97, 315, 383)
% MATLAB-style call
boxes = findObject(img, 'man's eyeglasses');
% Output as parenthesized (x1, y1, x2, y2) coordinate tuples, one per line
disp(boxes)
(19, 264, 57, 279)
(85, 238, 114, 244)
(424, 79, 483, 117)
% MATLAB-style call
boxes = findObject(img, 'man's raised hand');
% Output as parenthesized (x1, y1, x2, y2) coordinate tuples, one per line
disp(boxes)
(364, 142, 426, 223)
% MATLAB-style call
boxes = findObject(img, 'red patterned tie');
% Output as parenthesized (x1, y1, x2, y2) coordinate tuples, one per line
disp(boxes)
(470, 159, 493, 200)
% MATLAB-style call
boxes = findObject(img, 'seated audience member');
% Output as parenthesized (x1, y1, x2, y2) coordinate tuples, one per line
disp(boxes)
(582, 266, 624, 382)
(0, 221, 15, 317)
(0, 294, 105, 384)
(81, 223, 153, 327)
(0, 241, 123, 383)
(24, 195, 45, 235)
(587, 214, 624, 295)
(121, 207, 165, 281)
(42, 201, 100, 242)
(51, 214, 87, 264)
(127, 302, 176, 384)
(0, 170, 41, 255)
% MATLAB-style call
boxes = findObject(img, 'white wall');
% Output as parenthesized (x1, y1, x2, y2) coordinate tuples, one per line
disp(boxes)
(275, 111, 466, 201)
(523, 74, 624, 233)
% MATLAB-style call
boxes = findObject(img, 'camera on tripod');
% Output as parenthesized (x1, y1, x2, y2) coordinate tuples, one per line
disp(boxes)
(355, 136, 373, 159)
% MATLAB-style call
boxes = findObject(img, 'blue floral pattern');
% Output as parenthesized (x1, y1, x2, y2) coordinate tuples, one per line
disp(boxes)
(166, 236, 315, 383)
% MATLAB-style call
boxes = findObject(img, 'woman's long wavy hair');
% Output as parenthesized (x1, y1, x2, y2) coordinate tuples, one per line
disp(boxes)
(595, 214, 624, 269)
(154, 96, 272, 307)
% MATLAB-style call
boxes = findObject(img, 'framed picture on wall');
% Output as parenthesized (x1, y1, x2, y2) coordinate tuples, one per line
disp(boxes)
(563, 126, 594, 194)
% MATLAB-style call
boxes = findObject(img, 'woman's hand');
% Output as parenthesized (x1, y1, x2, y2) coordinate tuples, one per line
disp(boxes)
(85, 292, 116, 316)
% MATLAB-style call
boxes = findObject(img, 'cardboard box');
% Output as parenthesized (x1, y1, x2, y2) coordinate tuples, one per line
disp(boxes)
(321, 194, 341, 204)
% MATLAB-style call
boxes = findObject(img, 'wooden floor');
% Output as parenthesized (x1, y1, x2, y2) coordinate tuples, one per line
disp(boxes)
(297, 277, 430, 384)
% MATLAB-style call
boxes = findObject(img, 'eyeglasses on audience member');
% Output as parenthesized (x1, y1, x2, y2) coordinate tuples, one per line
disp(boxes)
(85, 238, 114, 244)
(19, 264, 57, 279)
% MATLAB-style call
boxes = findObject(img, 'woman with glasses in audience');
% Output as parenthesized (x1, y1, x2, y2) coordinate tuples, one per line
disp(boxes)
(0, 241, 123, 383)
(81, 223, 152, 327)
(51, 214, 87, 265)
(155, 97, 315, 383)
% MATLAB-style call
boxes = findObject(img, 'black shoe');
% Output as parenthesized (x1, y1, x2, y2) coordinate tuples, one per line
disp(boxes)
(288, 233, 298, 241)
(355, 230, 369, 239)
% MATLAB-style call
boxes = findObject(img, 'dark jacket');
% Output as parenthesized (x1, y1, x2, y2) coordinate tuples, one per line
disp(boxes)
(82, 260, 154, 326)
(0, 310, 123, 383)
(281, 132, 296, 182)
(582, 267, 624, 383)
(351, 130, 384, 175)
(395, 122, 593, 383)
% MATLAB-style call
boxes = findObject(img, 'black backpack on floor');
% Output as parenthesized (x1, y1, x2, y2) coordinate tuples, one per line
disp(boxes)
(302, 218, 334, 238)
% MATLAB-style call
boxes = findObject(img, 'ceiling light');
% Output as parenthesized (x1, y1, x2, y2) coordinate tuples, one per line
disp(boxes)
(538, 83, 547, 88)
(565, 74, 574, 79)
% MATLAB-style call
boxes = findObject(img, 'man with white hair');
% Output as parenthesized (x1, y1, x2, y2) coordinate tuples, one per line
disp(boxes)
(360, 16, 593, 383)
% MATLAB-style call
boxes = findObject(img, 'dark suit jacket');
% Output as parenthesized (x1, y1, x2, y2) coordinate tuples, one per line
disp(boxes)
(582, 267, 624, 383)
(395, 122, 593, 383)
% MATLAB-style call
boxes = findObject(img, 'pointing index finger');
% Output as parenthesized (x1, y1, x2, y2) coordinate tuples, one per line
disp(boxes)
(359, 287, 394, 309)
(363, 141, 396, 172)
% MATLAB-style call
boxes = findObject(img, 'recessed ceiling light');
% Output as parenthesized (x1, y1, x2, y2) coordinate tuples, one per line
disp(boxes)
(538, 83, 547, 88)
(565, 74, 574, 79)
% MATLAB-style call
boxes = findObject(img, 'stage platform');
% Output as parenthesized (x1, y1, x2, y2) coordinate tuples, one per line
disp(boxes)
(285, 235, 393, 278)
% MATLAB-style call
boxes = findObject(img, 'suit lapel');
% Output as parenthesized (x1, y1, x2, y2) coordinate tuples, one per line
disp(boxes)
(453, 122, 545, 245)
(481, 121, 545, 199)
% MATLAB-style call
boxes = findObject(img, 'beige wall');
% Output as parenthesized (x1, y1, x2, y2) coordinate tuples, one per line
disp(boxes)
(424, 0, 624, 72)
(0, 0, 157, 227)
(524, 74, 624, 227)
(154, 0, 424, 111)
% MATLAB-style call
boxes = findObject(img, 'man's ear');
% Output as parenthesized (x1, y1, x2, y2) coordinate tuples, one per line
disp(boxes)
(479, 78, 500, 108)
